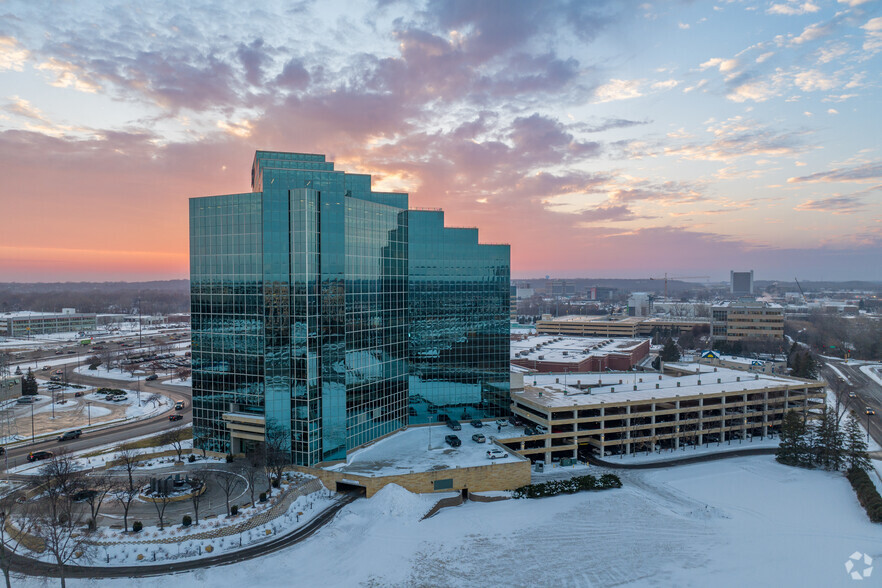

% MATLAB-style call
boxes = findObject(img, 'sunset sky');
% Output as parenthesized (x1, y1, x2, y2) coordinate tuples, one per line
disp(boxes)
(1, 0, 880, 282)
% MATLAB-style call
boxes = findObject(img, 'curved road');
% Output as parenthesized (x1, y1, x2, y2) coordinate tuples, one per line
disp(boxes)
(587, 446, 777, 469)
(4, 364, 192, 468)
(3, 492, 359, 579)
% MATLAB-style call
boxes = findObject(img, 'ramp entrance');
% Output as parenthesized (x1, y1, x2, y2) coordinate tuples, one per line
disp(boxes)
(336, 481, 367, 497)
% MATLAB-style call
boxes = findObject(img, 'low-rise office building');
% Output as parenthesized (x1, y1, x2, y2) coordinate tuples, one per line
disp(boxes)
(711, 301, 784, 341)
(0, 310, 97, 337)
(502, 366, 824, 463)
(536, 314, 708, 337)
(511, 335, 650, 373)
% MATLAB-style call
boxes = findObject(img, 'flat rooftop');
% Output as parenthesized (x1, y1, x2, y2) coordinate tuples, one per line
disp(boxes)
(540, 315, 643, 324)
(511, 335, 647, 363)
(324, 422, 526, 477)
(515, 366, 821, 408)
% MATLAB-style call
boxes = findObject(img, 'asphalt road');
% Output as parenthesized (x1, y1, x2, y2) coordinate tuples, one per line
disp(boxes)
(4, 360, 191, 468)
(819, 359, 882, 445)
(3, 492, 359, 579)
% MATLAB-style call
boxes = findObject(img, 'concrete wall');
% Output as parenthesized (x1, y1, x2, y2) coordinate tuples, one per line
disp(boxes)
(291, 458, 531, 498)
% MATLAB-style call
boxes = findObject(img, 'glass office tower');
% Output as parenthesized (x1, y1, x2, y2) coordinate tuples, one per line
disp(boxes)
(191, 151, 508, 466)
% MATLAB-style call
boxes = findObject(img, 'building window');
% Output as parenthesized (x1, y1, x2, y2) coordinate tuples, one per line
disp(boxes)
(433, 478, 453, 490)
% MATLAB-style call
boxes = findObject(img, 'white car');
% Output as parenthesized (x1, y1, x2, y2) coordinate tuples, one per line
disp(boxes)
(486, 447, 507, 459)
(535, 424, 548, 433)
(494, 419, 509, 427)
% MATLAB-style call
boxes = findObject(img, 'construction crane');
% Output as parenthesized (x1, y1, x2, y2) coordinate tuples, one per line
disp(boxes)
(794, 277, 807, 304)
(649, 273, 711, 300)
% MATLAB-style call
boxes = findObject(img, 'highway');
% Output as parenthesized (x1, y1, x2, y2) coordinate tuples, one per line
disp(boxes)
(818, 359, 882, 446)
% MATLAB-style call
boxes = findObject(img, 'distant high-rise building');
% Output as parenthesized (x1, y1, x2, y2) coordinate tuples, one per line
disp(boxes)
(190, 151, 510, 466)
(550, 279, 576, 298)
(730, 270, 754, 295)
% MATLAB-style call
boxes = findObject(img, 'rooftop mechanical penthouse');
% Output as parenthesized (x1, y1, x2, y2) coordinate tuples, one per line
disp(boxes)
(190, 151, 510, 466)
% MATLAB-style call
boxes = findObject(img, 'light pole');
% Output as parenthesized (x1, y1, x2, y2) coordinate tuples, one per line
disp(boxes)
(30, 403, 34, 445)
(867, 411, 871, 442)
(87, 402, 91, 426)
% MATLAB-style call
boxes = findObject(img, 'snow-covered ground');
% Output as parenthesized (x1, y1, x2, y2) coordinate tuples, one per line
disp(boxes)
(326, 423, 526, 477)
(605, 435, 781, 464)
(74, 366, 146, 381)
(164, 377, 191, 387)
(826, 363, 853, 385)
(860, 364, 882, 387)
(40, 456, 882, 587)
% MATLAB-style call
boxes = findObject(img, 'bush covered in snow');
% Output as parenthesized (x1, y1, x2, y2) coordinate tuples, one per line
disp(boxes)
(512, 473, 622, 499)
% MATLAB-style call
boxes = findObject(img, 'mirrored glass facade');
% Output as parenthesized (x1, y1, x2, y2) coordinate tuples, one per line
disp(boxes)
(191, 151, 509, 466)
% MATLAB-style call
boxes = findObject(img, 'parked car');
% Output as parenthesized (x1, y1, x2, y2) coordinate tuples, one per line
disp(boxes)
(175, 400, 185, 410)
(57, 430, 82, 442)
(470, 420, 483, 428)
(472, 433, 486, 443)
(27, 451, 54, 462)
(50, 375, 61, 382)
(508, 415, 523, 426)
(523, 427, 538, 436)
(112, 394, 127, 402)
(867, 407, 876, 416)
(168, 414, 183, 421)
(495, 419, 509, 427)
(444, 435, 461, 448)
(446, 419, 461, 431)
(535, 424, 548, 433)
(145, 374, 158, 381)
(486, 447, 507, 459)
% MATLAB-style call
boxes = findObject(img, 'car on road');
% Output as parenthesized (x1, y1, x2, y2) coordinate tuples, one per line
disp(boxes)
(57, 430, 82, 442)
(867, 407, 876, 416)
(175, 400, 185, 410)
(50, 375, 61, 382)
(446, 419, 461, 431)
(470, 419, 483, 428)
(168, 414, 183, 421)
(74, 391, 85, 397)
(54, 350, 63, 355)
(487, 447, 507, 459)
(472, 433, 486, 443)
(495, 419, 509, 427)
(41, 366, 50, 371)
(849, 391, 856, 398)
(444, 434, 461, 447)
(27, 451, 54, 462)
(145, 374, 158, 381)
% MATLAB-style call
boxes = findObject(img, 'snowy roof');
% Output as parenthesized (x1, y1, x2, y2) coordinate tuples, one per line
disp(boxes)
(542, 315, 643, 324)
(515, 366, 822, 409)
(325, 423, 527, 477)
(0, 310, 95, 319)
(511, 335, 647, 363)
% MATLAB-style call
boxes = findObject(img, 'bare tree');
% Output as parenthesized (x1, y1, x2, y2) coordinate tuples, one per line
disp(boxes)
(243, 452, 264, 506)
(113, 445, 142, 492)
(189, 475, 206, 524)
(0, 491, 35, 588)
(110, 478, 141, 533)
(32, 454, 92, 588)
(263, 419, 290, 496)
(161, 428, 188, 463)
(214, 470, 241, 516)
(148, 483, 173, 531)
(143, 392, 162, 408)
(175, 367, 191, 382)
(79, 472, 114, 531)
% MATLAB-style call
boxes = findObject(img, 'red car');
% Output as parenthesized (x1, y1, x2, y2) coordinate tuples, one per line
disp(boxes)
(168, 414, 183, 421)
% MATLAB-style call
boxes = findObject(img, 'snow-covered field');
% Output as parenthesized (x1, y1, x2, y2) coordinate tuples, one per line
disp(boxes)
(34, 455, 882, 587)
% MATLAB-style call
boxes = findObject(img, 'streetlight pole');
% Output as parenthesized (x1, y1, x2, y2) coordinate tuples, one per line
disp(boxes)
(87, 402, 91, 426)
(30, 403, 34, 445)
